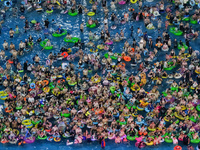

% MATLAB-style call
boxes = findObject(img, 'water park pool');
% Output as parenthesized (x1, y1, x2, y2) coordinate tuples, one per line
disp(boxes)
(0, 0, 200, 150)
(0, 139, 198, 150)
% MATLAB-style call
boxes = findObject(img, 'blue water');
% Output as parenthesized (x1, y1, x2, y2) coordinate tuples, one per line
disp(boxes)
(0, 0, 200, 150)
(0, 140, 192, 150)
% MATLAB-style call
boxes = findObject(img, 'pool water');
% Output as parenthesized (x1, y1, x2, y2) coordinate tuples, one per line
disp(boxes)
(0, 139, 194, 150)
(0, 0, 200, 149)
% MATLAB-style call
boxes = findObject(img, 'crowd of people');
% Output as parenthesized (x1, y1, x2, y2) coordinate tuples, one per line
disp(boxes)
(0, 0, 200, 150)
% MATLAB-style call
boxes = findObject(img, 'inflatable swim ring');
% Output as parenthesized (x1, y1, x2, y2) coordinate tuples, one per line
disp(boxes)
(52, 29, 67, 37)
(64, 37, 80, 43)
(130, 0, 137, 4)
(169, 27, 183, 36)
(61, 52, 68, 58)
(86, 22, 96, 28)
(68, 10, 78, 16)
(119, 1, 126, 4)
(46, 10, 53, 14)
(87, 12, 95, 16)
(4, 1, 12, 7)
(40, 39, 53, 50)
(124, 56, 131, 62)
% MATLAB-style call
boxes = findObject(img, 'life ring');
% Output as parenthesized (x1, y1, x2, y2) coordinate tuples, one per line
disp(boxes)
(124, 56, 131, 62)
(47, 136, 54, 141)
(105, 40, 113, 45)
(165, 137, 173, 143)
(1, 140, 8, 144)
(43, 87, 50, 93)
(5, 107, 13, 113)
(54, 137, 61, 142)
(196, 105, 200, 111)
(136, 106, 144, 111)
(153, 11, 160, 16)
(87, 12, 95, 16)
(30, 83, 36, 89)
(195, 70, 200, 74)
(68, 10, 78, 16)
(119, 1, 126, 4)
(61, 52, 68, 58)
(13, 129, 19, 136)
(130, 0, 137, 4)
(4, 1, 12, 7)
(38, 135, 47, 140)
(8, 59, 13, 64)
(190, 0, 195, 6)
(43, 80, 49, 85)
(46, 59, 50, 66)
(22, 119, 31, 125)
(174, 145, 182, 150)
(46, 10, 53, 14)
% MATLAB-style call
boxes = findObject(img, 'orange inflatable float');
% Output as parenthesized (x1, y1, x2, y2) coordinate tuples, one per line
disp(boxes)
(8, 60, 13, 64)
(174, 146, 182, 150)
(118, 62, 126, 68)
(5, 107, 13, 113)
(61, 52, 68, 58)
(124, 56, 131, 62)
(43, 80, 49, 85)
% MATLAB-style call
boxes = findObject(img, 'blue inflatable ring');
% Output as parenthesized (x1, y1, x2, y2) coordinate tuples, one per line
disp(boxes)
(30, 83, 35, 89)
(4, 1, 12, 7)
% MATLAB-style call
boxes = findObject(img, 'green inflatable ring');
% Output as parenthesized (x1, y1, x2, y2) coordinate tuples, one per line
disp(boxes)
(68, 81, 77, 86)
(64, 37, 80, 43)
(182, 17, 190, 21)
(68, 10, 78, 16)
(18, 70, 24, 73)
(38, 135, 47, 140)
(61, 113, 71, 118)
(125, 104, 132, 110)
(110, 86, 115, 94)
(31, 20, 37, 24)
(164, 65, 176, 71)
(190, 17, 197, 24)
(169, 27, 183, 36)
(162, 92, 168, 97)
(162, 132, 168, 138)
(119, 121, 127, 125)
(189, 116, 197, 123)
(46, 10, 53, 14)
(127, 136, 138, 141)
(196, 105, 200, 111)
(178, 43, 188, 50)
(171, 87, 178, 91)
(164, 138, 173, 143)
(191, 138, 200, 144)
(86, 22, 96, 28)
(32, 120, 42, 125)
(132, 105, 136, 109)
(104, 53, 119, 60)
(16, 106, 22, 110)
(52, 29, 67, 37)
(40, 39, 53, 50)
